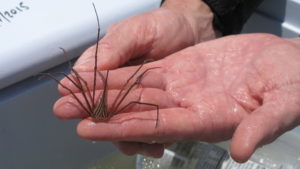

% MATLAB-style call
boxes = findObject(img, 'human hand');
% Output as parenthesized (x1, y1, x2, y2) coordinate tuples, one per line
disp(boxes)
(74, 0, 217, 71)
(54, 34, 300, 162)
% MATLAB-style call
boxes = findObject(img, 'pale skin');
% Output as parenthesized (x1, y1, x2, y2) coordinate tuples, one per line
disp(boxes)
(53, 0, 300, 163)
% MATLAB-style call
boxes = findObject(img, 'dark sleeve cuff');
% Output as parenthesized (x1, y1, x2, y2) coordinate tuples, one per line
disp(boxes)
(202, 0, 264, 35)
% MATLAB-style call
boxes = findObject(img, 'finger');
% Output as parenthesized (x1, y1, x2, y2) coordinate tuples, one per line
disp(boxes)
(58, 63, 164, 96)
(76, 107, 212, 143)
(73, 13, 157, 71)
(54, 88, 176, 120)
(230, 101, 300, 163)
(114, 141, 164, 158)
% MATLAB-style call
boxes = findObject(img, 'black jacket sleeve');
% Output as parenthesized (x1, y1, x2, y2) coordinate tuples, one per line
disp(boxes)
(202, 0, 264, 35)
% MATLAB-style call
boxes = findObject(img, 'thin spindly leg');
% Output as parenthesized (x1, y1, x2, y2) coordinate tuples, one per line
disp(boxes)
(91, 70, 110, 120)
(51, 72, 81, 89)
(92, 3, 101, 107)
(40, 73, 91, 115)
(110, 63, 145, 111)
(111, 67, 160, 114)
(59, 47, 94, 112)
(70, 68, 94, 111)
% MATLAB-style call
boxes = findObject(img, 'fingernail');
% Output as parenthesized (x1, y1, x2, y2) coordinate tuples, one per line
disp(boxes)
(87, 120, 97, 126)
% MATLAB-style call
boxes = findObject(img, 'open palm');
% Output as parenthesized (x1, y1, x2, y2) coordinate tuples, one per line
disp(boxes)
(54, 34, 300, 162)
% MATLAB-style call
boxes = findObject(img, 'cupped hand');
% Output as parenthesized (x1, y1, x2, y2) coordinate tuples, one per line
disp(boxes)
(74, 0, 216, 71)
(54, 34, 300, 162)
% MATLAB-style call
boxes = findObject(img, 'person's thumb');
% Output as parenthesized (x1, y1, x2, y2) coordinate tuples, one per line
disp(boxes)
(230, 100, 300, 163)
(74, 15, 156, 71)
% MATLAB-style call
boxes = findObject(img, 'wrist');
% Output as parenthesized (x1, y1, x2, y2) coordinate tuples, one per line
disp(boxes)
(161, 0, 219, 43)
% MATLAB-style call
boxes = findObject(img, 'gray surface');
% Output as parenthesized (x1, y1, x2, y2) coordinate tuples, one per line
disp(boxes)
(242, 0, 300, 37)
(0, 62, 116, 169)
(256, 0, 287, 21)
(86, 152, 137, 169)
